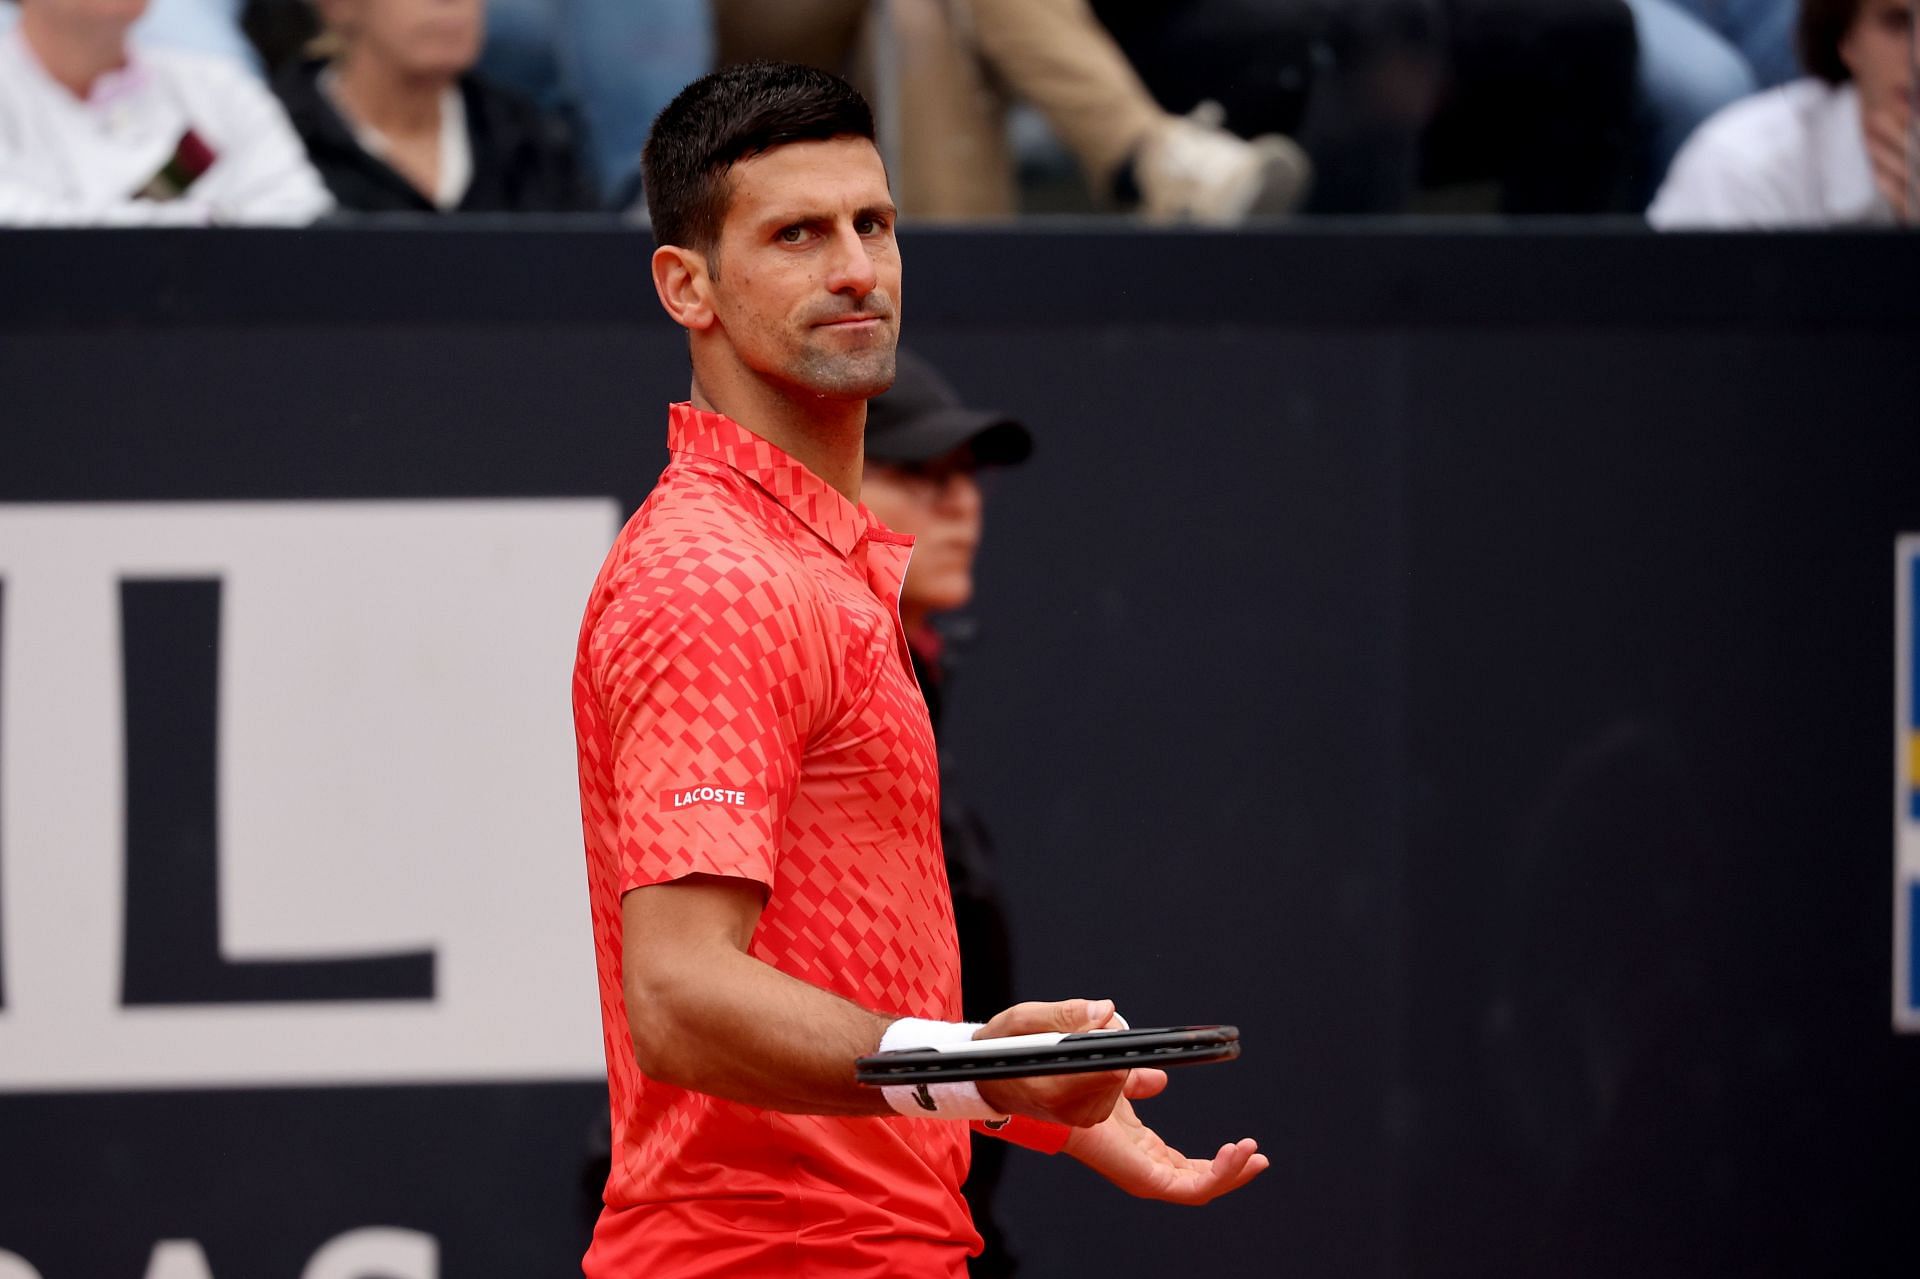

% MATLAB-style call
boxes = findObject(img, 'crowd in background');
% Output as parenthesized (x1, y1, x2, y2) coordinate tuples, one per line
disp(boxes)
(0, 0, 1911, 227)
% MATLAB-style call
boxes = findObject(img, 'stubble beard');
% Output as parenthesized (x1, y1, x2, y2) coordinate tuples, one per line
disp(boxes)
(783, 292, 900, 401)
(789, 339, 897, 401)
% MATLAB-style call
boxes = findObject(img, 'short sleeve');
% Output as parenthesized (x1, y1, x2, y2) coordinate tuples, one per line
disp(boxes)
(590, 547, 825, 896)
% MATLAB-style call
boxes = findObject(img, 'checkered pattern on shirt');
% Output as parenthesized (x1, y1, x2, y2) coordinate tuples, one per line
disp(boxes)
(574, 404, 975, 1276)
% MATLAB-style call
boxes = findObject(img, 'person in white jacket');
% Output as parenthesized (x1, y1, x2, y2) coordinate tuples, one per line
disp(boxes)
(1648, 0, 1913, 227)
(0, 0, 333, 224)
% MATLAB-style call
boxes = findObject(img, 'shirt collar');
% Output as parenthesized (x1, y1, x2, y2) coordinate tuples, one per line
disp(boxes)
(667, 401, 904, 558)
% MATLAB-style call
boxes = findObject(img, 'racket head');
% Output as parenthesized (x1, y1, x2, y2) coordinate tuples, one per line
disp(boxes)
(855, 1024, 1240, 1085)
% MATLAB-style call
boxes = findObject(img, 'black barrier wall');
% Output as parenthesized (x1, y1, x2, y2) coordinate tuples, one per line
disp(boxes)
(2, 227, 1917, 1279)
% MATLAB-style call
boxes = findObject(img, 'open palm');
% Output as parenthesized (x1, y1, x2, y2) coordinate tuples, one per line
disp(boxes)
(1061, 1069, 1268, 1205)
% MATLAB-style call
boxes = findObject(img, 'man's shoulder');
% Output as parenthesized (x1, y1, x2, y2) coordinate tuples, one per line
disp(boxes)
(594, 461, 821, 624)
(631, 455, 809, 559)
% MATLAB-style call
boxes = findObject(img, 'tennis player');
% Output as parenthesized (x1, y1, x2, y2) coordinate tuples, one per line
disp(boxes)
(571, 61, 1266, 1277)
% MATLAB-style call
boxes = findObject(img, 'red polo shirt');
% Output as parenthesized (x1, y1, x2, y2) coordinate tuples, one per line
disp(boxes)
(574, 403, 986, 1277)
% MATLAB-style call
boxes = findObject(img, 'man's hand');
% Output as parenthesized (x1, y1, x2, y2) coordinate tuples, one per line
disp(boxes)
(974, 997, 1130, 1127)
(1063, 1069, 1269, 1205)
(1862, 98, 1914, 221)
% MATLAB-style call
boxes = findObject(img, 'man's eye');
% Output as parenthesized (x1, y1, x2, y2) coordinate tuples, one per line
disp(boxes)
(779, 226, 807, 243)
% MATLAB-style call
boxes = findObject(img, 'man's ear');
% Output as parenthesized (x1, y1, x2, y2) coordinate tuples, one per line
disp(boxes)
(652, 244, 716, 332)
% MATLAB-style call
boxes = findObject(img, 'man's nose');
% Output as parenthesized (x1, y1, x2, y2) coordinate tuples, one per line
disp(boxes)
(823, 223, 879, 298)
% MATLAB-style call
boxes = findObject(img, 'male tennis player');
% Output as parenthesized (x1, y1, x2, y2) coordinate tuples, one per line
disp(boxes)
(572, 61, 1266, 1277)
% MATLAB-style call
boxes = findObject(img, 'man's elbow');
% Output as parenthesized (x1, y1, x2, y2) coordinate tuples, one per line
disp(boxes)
(623, 966, 700, 1086)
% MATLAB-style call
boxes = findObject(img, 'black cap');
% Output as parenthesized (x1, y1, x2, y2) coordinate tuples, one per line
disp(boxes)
(864, 349, 1033, 467)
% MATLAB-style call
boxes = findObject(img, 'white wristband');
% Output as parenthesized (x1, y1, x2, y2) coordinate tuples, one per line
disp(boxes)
(876, 1018, 1010, 1123)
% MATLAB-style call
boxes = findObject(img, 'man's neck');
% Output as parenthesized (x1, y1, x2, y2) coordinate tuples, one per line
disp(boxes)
(331, 50, 445, 137)
(19, 6, 134, 99)
(690, 362, 867, 505)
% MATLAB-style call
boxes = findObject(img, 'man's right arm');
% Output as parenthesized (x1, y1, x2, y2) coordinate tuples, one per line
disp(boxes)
(621, 872, 1129, 1126)
(622, 872, 896, 1116)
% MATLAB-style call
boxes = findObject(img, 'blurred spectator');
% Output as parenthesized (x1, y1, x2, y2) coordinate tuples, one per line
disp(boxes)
(723, 0, 1645, 217)
(0, 0, 332, 223)
(1088, 0, 1439, 213)
(955, 0, 1314, 220)
(1092, 0, 1647, 214)
(1647, 0, 1912, 226)
(714, 0, 1311, 222)
(476, 0, 711, 205)
(859, 349, 1033, 1276)
(983, 0, 1645, 215)
(0, 0, 259, 68)
(275, 0, 595, 213)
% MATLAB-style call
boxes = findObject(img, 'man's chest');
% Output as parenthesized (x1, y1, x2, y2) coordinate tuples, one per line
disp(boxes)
(753, 562, 959, 1012)
(795, 568, 941, 843)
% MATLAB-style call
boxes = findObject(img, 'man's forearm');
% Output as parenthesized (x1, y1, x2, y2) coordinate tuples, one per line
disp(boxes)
(626, 939, 898, 1115)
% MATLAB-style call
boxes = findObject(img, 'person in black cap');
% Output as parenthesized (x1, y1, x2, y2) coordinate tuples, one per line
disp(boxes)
(859, 348, 1034, 1278)
(862, 348, 1033, 653)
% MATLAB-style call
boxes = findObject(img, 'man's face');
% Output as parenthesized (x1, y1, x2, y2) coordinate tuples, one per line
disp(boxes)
(707, 137, 901, 402)
(1842, 0, 1915, 114)
(860, 450, 983, 622)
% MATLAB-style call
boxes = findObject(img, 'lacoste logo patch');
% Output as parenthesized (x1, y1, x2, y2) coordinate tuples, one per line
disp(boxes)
(661, 785, 760, 812)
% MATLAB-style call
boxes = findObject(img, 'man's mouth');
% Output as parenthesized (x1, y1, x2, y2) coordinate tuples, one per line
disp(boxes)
(811, 296, 896, 329)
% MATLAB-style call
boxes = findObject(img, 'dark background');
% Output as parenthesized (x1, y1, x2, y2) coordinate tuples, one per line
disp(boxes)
(1, 225, 1916, 1277)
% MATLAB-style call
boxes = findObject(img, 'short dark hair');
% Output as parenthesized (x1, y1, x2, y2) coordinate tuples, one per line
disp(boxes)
(642, 62, 877, 256)
(1798, 0, 1862, 84)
